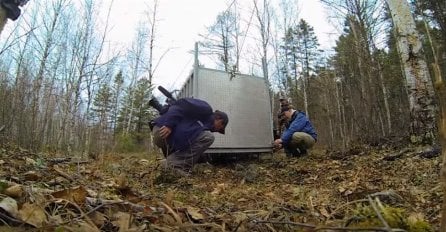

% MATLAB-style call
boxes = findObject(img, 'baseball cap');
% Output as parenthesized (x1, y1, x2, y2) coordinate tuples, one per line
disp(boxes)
(214, 110, 229, 134)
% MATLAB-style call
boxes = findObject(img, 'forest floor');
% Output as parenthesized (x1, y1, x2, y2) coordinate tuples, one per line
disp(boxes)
(0, 142, 441, 231)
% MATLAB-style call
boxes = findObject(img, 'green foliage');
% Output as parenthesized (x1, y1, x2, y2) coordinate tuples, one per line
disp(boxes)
(114, 132, 144, 153)
(349, 204, 433, 231)
(0, 181, 8, 193)
(116, 78, 154, 135)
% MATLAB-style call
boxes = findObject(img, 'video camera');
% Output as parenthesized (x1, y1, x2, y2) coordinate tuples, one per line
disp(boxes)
(148, 86, 177, 115)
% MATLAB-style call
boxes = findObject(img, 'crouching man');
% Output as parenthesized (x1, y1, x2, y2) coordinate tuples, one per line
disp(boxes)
(151, 98, 228, 175)
(273, 105, 317, 157)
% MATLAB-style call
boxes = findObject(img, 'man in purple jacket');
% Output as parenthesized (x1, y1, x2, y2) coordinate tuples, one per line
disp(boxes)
(273, 105, 317, 157)
(152, 98, 228, 175)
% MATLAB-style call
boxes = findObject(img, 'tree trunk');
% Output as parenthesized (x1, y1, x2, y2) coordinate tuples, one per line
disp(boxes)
(434, 62, 446, 231)
(0, 8, 8, 36)
(386, 0, 436, 144)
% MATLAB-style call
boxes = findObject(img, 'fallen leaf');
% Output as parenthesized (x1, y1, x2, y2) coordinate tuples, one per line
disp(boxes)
(0, 197, 18, 217)
(112, 212, 131, 232)
(18, 202, 47, 227)
(138, 159, 149, 165)
(25, 158, 36, 166)
(89, 211, 107, 227)
(4, 185, 23, 198)
(60, 221, 100, 232)
(211, 183, 227, 195)
(319, 206, 330, 218)
(52, 186, 88, 205)
(186, 207, 204, 221)
(115, 174, 129, 190)
(165, 190, 174, 206)
(23, 171, 40, 181)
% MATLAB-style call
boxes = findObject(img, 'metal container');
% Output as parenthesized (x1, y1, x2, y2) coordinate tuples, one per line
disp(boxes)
(178, 66, 274, 154)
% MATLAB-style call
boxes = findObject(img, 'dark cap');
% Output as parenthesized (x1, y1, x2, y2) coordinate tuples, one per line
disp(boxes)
(214, 110, 229, 134)
(280, 105, 293, 113)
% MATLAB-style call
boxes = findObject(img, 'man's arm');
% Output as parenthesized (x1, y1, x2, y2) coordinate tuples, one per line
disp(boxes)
(280, 113, 306, 145)
(159, 105, 184, 130)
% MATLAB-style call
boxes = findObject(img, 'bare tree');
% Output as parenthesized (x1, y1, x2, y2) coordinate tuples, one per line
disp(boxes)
(271, 0, 299, 92)
(124, 22, 150, 134)
(146, 0, 159, 84)
(200, 6, 241, 72)
(30, 0, 67, 150)
(322, 0, 391, 142)
(253, 0, 272, 83)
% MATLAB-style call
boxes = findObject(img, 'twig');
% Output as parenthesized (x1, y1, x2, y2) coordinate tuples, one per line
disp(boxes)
(367, 196, 391, 231)
(160, 201, 182, 224)
(253, 219, 315, 229)
(232, 220, 243, 232)
(328, 199, 369, 220)
(179, 222, 223, 230)
(0, 210, 26, 226)
(254, 219, 406, 231)
(47, 198, 99, 230)
(51, 165, 75, 182)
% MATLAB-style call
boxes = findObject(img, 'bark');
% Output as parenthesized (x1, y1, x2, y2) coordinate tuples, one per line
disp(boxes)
(0, 8, 7, 36)
(254, 0, 271, 84)
(386, 0, 436, 144)
(435, 60, 446, 232)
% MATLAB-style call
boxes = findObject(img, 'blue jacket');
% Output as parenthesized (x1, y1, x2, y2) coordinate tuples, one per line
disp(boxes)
(153, 98, 214, 151)
(281, 111, 317, 146)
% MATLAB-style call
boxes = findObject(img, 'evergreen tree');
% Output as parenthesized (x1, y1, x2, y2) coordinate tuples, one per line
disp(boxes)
(116, 78, 153, 145)
(294, 19, 320, 116)
(294, 19, 320, 79)
(91, 83, 113, 128)
(111, 70, 124, 132)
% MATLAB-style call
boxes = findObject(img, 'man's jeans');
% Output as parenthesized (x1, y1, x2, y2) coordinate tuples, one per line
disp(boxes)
(153, 126, 215, 173)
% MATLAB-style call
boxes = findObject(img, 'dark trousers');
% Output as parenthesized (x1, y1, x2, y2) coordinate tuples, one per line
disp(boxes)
(153, 126, 215, 173)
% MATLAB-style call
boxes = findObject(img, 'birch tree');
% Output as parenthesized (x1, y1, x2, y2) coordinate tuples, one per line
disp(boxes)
(271, 0, 299, 93)
(30, 0, 67, 150)
(437, 56, 446, 232)
(253, 0, 272, 83)
(386, 0, 436, 144)
(124, 22, 149, 134)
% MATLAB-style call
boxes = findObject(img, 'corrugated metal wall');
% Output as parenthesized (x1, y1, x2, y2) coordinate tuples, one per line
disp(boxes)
(179, 67, 273, 153)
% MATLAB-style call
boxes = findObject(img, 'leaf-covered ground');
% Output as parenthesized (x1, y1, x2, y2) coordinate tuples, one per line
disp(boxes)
(0, 143, 441, 231)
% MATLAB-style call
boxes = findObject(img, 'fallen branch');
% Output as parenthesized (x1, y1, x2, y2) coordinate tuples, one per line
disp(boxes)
(46, 198, 99, 230)
(253, 219, 406, 231)
(51, 165, 76, 182)
(160, 201, 182, 224)
(382, 148, 413, 161)
(178, 222, 223, 230)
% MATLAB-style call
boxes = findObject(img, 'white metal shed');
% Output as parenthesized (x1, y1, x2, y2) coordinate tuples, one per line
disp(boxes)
(177, 46, 273, 153)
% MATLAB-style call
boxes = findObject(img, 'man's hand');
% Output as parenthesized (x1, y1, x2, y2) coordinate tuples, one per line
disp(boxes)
(273, 139, 282, 147)
(159, 126, 172, 139)
(273, 139, 283, 150)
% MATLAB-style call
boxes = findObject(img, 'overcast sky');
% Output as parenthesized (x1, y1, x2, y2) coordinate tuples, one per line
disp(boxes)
(104, 0, 337, 92)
